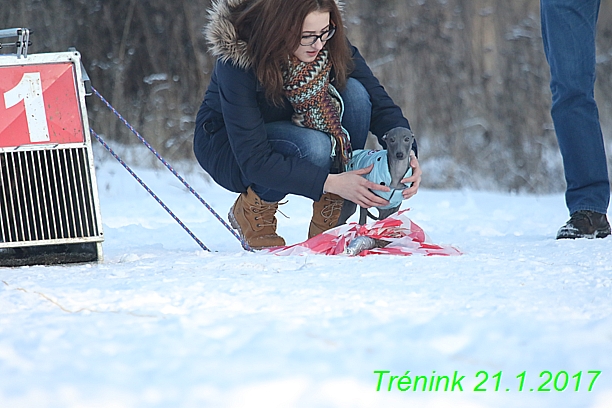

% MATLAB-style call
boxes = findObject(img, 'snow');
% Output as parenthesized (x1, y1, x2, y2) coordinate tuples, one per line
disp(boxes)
(143, 73, 169, 85)
(1, 157, 611, 408)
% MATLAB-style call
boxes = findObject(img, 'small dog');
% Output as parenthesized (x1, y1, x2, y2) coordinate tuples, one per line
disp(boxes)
(347, 127, 415, 225)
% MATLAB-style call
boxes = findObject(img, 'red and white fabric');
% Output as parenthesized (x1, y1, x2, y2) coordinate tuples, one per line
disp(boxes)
(263, 209, 461, 256)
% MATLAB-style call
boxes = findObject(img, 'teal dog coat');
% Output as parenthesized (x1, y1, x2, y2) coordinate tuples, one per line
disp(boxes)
(347, 149, 412, 210)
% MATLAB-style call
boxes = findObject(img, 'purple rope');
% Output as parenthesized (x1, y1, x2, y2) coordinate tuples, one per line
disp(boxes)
(91, 129, 210, 252)
(91, 86, 253, 252)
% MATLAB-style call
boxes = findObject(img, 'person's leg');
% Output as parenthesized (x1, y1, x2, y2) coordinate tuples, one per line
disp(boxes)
(231, 123, 333, 248)
(541, 0, 610, 215)
(245, 122, 333, 202)
(245, 78, 374, 239)
(340, 77, 372, 150)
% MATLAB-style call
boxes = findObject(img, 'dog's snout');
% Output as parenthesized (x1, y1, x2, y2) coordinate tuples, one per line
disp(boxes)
(396, 152, 405, 160)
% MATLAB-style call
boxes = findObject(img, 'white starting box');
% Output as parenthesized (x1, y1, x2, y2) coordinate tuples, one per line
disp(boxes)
(0, 28, 104, 266)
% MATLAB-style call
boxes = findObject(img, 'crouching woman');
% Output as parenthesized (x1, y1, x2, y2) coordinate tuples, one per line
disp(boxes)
(193, 0, 421, 249)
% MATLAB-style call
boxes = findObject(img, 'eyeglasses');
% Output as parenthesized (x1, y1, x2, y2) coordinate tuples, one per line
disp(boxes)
(300, 25, 336, 46)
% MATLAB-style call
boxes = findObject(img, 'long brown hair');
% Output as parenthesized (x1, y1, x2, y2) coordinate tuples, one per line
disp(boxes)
(230, 0, 352, 105)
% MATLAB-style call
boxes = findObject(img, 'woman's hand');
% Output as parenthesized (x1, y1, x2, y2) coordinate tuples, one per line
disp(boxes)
(401, 152, 421, 200)
(323, 164, 390, 208)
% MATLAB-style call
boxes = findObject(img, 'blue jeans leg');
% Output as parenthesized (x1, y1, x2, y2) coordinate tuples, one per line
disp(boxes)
(245, 78, 374, 202)
(541, 0, 610, 214)
(340, 77, 372, 150)
(246, 123, 333, 202)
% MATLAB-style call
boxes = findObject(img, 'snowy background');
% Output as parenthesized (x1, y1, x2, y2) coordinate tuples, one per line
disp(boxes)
(1, 152, 612, 408)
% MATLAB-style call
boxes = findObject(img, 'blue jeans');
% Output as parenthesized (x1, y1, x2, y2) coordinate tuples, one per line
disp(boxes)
(247, 78, 372, 202)
(541, 0, 610, 215)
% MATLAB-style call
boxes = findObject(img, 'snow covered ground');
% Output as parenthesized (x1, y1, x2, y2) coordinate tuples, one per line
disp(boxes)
(1, 155, 611, 408)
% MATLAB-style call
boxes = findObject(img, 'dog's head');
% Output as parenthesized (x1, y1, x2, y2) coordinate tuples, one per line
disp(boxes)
(382, 127, 414, 161)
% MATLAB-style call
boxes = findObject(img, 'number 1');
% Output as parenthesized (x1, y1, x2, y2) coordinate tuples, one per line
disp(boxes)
(4, 72, 50, 143)
(492, 371, 502, 391)
(517, 371, 526, 392)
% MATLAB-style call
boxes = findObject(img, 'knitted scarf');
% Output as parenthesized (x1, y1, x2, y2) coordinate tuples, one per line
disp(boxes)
(283, 49, 352, 168)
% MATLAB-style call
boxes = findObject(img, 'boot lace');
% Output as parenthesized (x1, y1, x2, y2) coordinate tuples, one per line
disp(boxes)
(320, 196, 343, 220)
(251, 201, 287, 228)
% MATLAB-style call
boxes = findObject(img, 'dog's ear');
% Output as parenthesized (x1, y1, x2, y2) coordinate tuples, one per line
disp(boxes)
(382, 133, 388, 141)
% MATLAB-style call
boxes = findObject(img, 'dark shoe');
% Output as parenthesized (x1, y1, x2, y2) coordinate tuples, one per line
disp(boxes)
(228, 187, 286, 250)
(556, 210, 611, 239)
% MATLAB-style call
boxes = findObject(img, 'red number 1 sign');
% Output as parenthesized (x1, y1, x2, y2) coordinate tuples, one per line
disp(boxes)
(0, 62, 85, 148)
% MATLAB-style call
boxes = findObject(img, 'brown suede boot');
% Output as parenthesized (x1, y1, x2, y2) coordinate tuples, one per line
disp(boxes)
(228, 187, 286, 250)
(308, 192, 345, 239)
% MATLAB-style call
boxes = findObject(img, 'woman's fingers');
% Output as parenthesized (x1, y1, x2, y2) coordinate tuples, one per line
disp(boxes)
(401, 155, 422, 199)
(324, 164, 397, 208)
(351, 164, 375, 176)
(326, 154, 424, 205)
(332, 166, 390, 208)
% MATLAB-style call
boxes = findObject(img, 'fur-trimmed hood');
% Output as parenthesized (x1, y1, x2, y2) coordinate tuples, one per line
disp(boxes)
(204, 0, 344, 70)
(205, 0, 251, 69)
